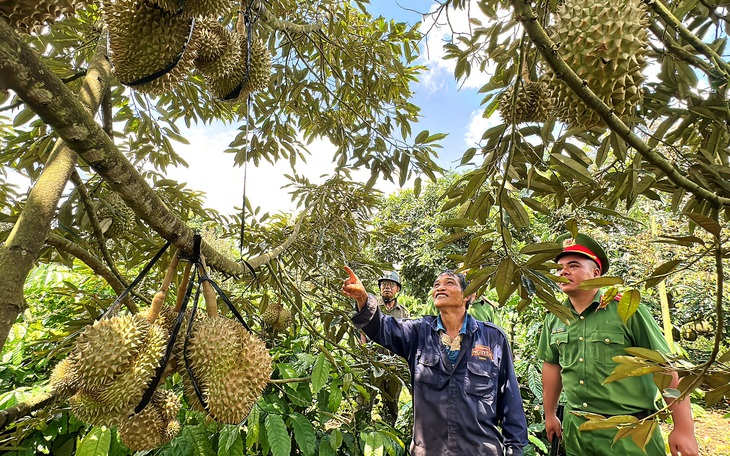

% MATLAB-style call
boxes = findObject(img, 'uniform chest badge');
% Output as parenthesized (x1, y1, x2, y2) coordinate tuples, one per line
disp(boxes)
(472, 344, 493, 361)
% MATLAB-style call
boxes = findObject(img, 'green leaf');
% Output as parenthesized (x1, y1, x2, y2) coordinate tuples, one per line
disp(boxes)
(312, 354, 330, 395)
(290, 413, 317, 456)
(683, 211, 721, 237)
(494, 257, 516, 303)
(576, 277, 624, 289)
(361, 431, 385, 456)
(630, 420, 658, 452)
(440, 218, 477, 228)
(644, 259, 682, 289)
(265, 414, 291, 456)
(180, 425, 216, 456)
(218, 425, 242, 456)
(705, 384, 730, 406)
(76, 427, 111, 456)
(13, 107, 37, 127)
(617, 289, 641, 324)
(330, 429, 343, 449)
(623, 347, 667, 364)
(414, 130, 429, 144)
(579, 415, 639, 431)
(318, 435, 337, 456)
(528, 434, 548, 453)
(653, 372, 673, 392)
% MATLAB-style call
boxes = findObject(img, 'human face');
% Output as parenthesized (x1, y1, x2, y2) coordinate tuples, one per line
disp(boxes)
(431, 273, 467, 310)
(556, 254, 601, 294)
(380, 280, 400, 299)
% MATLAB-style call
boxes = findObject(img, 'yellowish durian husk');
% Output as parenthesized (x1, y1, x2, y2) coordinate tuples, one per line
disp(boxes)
(149, 0, 237, 18)
(548, 0, 649, 129)
(192, 20, 229, 63)
(104, 0, 197, 94)
(49, 356, 79, 397)
(183, 317, 272, 424)
(196, 27, 242, 82)
(0, 0, 89, 33)
(118, 389, 181, 451)
(96, 322, 167, 412)
(73, 314, 149, 390)
(70, 390, 119, 427)
(202, 32, 272, 101)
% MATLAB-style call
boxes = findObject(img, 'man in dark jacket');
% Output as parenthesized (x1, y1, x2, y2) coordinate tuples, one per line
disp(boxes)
(343, 266, 528, 456)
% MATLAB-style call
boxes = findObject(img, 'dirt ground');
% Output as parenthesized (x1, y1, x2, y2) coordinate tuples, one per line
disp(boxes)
(661, 406, 730, 456)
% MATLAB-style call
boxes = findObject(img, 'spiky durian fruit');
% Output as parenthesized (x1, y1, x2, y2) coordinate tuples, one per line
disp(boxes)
(274, 307, 292, 332)
(151, 306, 198, 371)
(201, 32, 272, 101)
(261, 301, 282, 327)
(149, 0, 237, 18)
(49, 356, 79, 397)
(548, 0, 649, 129)
(183, 317, 271, 424)
(104, 0, 196, 94)
(118, 389, 181, 451)
(0, 0, 89, 33)
(95, 192, 136, 239)
(96, 322, 167, 412)
(192, 20, 229, 64)
(73, 314, 150, 389)
(70, 390, 118, 427)
(499, 81, 553, 125)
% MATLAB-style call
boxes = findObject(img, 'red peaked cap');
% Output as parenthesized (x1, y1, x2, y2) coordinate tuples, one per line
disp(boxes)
(555, 233, 609, 274)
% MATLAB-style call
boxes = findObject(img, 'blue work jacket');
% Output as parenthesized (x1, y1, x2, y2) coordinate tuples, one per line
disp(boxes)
(353, 295, 528, 456)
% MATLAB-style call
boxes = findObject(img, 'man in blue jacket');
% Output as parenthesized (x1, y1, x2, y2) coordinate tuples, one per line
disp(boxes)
(343, 266, 528, 456)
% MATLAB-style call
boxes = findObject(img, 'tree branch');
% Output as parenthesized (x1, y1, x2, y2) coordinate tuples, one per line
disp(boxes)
(644, 0, 730, 78)
(45, 232, 140, 312)
(0, 392, 58, 431)
(0, 19, 297, 279)
(511, 1, 730, 208)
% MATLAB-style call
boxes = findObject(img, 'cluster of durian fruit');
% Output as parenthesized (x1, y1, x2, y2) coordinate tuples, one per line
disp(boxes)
(94, 192, 136, 239)
(261, 300, 292, 332)
(1, 0, 272, 101)
(50, 254, 272, 452)
(499, 0, 649, 130)
(103, 0, 272, 99)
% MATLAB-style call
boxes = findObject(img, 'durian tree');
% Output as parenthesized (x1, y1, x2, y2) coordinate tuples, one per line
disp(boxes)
(2, 0, 730, 453)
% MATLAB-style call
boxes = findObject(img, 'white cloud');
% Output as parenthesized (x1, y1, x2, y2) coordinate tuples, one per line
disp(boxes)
(168, 126, 404, 216)
(418, 1, 495, 91)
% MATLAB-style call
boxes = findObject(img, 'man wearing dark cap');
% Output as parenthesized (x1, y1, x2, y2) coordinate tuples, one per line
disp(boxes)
(537, 233, 698, 456)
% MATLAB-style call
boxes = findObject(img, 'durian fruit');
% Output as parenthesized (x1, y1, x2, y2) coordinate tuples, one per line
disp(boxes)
(548, 0, 649, 129)
(262, 301, 292, 331)
(73, 314, 150, 389)
(69, 390, 118, 427)
(499, 80, 553, 125)
(274, 307, 292, 332)
(149, 0, 237, 19)
(200, 30, 272, 101)
(49, 356, 79, 397)
(192, 20, 229, 64)
(118, 389, 181, 451)
(95, 322, 167, 412)
(0, 0, 89, 33)
(104, 0, 197, 94)
(261, 301, 282, 327)
(95, 192, 136, 239)
(183, 316, 271, 424)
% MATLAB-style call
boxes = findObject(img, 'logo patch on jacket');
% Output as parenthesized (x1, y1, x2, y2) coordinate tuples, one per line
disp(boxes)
(471, 344, 493, 361)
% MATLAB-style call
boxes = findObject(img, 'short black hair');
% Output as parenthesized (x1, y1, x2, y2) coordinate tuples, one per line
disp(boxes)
(437, 270, 467, 291)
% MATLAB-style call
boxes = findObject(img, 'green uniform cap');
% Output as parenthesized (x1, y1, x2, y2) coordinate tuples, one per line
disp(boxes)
(555, 233, 609, 274)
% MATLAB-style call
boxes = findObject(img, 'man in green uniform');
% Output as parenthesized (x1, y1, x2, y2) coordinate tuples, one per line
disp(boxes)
(537, 233, 698, 456)
(367, 271, 410, 425)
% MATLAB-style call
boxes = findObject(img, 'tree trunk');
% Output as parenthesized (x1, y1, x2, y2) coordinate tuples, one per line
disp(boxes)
(0, 26, 110, 350)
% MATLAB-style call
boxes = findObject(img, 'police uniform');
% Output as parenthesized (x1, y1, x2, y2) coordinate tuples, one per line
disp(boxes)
(537, 234, 671, 455)
(354, 294, 528, 455)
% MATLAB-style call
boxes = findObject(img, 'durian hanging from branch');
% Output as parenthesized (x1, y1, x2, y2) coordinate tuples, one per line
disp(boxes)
(0, 0, 90, 33)
(104, 0, 197, 95)
(547, 0, 650, 129)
